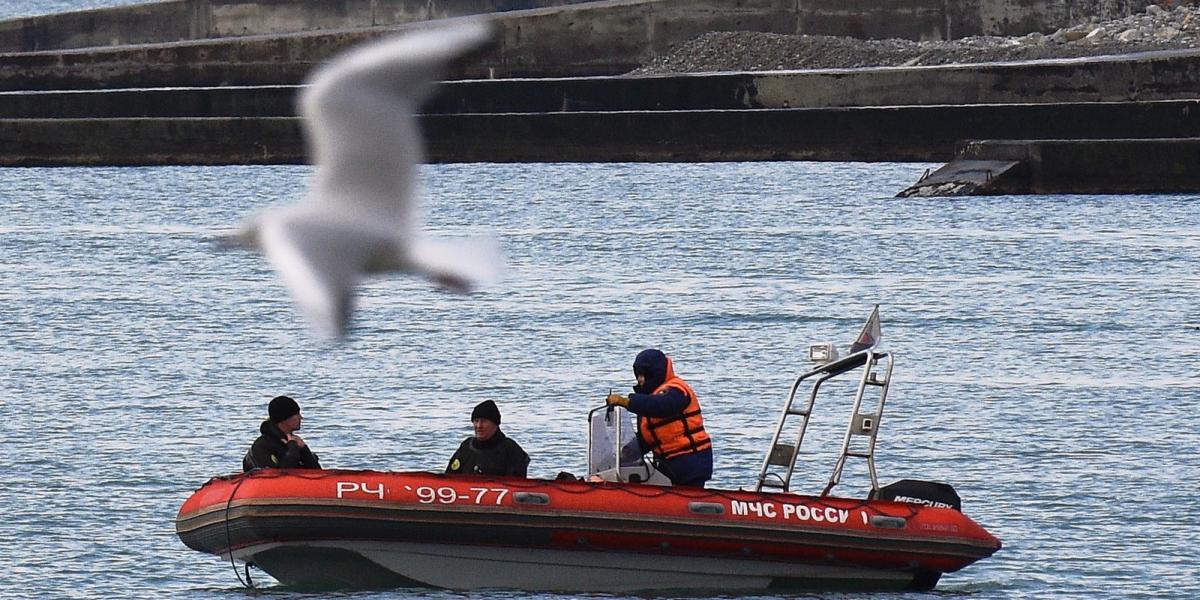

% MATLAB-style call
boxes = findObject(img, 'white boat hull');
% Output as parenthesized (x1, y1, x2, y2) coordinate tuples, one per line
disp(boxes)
(234, 540, 915, 591)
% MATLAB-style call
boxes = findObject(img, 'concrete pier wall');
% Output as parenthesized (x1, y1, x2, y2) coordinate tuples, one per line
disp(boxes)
(1, 0, 1195, 184)
(2, 50, 1199, 118)
(796, 0, 948, 41)
(0, 0, 1169, 54)
(965, 138, 1200, 194)
(435, 49, 1200, 111)
(0, 116, 304, 165)
(0, 0, 1181, 89)
(0, 0, 597, 52)
(0, 86, 299, 118)
(3, 99, 1198, 166)
(0, 0, 804, 90)
(423, 99, 1200, 163)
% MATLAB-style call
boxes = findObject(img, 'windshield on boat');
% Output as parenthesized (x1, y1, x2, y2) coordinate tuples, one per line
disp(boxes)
(588, 407, 643, 475)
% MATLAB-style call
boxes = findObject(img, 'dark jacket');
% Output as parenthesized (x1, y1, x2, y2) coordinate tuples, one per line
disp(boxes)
(627, 349, 713, 488)
(243, 420, 322, 472)
(445, 430, 529, 477)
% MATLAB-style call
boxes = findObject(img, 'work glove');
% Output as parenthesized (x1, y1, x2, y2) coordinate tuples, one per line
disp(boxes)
(606, 393, 630, 408)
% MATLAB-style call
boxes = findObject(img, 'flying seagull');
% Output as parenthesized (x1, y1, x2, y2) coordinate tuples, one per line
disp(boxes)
(228, 18, 502, 338)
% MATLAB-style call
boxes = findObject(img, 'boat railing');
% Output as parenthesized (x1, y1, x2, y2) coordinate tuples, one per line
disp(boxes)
(754, 324, 894, 497)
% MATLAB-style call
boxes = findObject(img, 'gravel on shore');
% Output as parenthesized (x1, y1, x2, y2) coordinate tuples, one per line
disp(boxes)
(635, 4, 1200, 73)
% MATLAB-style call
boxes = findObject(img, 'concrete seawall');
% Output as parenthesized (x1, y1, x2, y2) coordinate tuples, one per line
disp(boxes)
(0, 0, 598, 52)
(0, 0, 1163, 53)
(0, 0, 805, 89)
(0, 117, 304, 165)
(1, 1, 1189, 90)
(420, 101, 1200, 162)
(2, 50, 1198, 119)
(4, 100, 1198, 166)
(1, 0, 1198, 188)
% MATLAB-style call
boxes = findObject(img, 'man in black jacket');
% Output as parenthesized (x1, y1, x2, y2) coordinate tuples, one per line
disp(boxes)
(445, 400, 529, 477)
(243, 395, 322, 472)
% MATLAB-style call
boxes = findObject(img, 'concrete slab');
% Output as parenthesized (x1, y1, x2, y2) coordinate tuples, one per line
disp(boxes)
(0, 117, 304, 165)
(899, 138, 1200, 195)
(4, 100, 1200, 166)
(3, 49, 1199, 118)
(0, 86, 300, 118)
(896, 160, 1023, 196)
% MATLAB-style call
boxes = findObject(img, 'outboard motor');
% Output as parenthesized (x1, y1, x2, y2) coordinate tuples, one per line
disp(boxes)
(873, 479, 962, 511)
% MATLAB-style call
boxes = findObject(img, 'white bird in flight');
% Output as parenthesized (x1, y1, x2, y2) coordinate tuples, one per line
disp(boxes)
(228, 18, 502, 338)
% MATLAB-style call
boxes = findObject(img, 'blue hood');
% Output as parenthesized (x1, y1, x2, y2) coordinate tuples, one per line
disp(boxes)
(633, 348, 668, 393)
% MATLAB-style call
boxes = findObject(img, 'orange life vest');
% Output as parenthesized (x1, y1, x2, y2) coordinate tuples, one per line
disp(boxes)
(637, 357, 712, 461)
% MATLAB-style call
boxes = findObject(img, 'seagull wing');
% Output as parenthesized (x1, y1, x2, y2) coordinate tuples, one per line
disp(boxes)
(298, 18, 494, 235)
(407, 234, 505, 293)
(258, 209, 386, 338)
(233, 19, 498, 338)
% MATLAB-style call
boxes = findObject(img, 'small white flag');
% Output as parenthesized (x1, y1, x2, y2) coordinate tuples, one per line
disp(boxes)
(850, 304, 881, 353)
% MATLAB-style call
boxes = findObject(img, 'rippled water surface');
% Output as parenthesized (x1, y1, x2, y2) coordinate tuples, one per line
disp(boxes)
(1, 162, 1198, 599)
(0, 0, 142, 18)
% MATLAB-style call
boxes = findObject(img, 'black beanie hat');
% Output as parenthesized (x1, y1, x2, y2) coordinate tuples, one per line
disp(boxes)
(471, 400, 501, 424)
(268, 395, 301, 423)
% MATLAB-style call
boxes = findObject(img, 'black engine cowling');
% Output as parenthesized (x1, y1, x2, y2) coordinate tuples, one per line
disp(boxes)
(873, 479, 961, 511)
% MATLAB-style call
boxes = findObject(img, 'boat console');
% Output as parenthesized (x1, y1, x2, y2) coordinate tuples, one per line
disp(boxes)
(586, 404, 671, 485)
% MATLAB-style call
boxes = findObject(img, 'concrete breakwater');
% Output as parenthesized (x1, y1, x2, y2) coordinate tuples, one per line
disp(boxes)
(2, 50, 1199, 119)
(0, 0, 599, 52)
(2, 0, 1195, 90)
(0, 0, 1175, 54)
(1, 49, 1199, 169)
(0, 0, 1198, 195)
(4, 100, 1199, 166)
(0, 0, 823, 90)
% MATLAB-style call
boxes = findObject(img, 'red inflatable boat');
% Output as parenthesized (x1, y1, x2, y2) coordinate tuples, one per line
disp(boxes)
(177, 468, 998, 591)
(176, 308, 1001, 591)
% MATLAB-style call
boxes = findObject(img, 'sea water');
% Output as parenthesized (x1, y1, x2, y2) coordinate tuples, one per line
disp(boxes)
(0, 0, 142, 18)
(1, 162, 1198, 599)
(4, 1, 1199, 599)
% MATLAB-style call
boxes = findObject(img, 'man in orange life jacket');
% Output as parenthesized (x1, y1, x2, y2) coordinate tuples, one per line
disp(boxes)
(607, 349, 713, 487)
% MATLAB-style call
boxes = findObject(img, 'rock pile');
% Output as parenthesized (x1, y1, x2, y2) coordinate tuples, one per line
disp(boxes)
(635, 3, 1200, 74)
